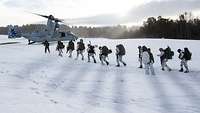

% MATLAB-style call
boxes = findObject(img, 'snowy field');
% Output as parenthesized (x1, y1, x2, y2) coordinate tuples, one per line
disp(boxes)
(0, 35, 200, 113)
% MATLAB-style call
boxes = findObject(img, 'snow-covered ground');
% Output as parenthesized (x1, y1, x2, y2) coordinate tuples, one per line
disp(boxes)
(0, 35, 200, 113)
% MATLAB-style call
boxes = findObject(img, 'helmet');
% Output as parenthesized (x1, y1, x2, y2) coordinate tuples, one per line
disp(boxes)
(80, 39, 83, 42)
(159, 48, 163, 51)
(177, 49, 181, 53)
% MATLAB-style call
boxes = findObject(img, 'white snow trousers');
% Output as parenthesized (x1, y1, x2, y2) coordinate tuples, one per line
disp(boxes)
(180, 59, 189, 71)
(161, 59, 171, 71)
(76, 50, 84, 60)
(144, 63, 155, 75)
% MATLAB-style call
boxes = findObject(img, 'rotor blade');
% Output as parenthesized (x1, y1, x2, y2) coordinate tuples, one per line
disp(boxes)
(32, 13, 49, 19)
(32, 13, 64, 23)
(54, 18, 64, 22)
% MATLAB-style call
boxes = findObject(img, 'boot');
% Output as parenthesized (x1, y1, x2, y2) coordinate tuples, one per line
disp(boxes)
(116, 64, 120, 67)
(179, 68, 183, 72)
(139, 65, 143, 68)
(123, 63, 127, 66)
(184, 71, 189, 73)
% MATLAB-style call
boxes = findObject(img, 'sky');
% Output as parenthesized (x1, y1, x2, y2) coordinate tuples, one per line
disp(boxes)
(0, 0, 200, 26)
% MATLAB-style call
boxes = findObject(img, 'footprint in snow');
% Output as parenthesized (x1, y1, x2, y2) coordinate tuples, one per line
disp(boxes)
(32, 80, 39, 85)
(50, 99, 58, 104)
(29, 87, 38, 91)
(35, 91, 40, 95)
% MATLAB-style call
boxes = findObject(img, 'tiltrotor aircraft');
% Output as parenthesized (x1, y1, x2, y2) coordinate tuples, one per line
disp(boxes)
(21, 13, 78, 44)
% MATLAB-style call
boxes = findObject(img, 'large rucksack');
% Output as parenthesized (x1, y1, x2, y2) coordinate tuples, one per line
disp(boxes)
(184, 50, 192, 60)
(60, 42, 65, 49)
(88, 45, 95, 53)
(116, 44, 125, 55)
(102, 46, 109, 54)
(101, 46, 112, 56)
(78, 42, 85, 50)
(150, 52, 155, 63)
(164, 47, 174, 59)
(68, 41, 74, 50)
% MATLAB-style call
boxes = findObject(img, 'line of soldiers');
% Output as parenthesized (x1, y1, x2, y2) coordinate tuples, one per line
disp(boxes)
(138, 45, 192, 75)
(43, 39, 192, 73)
(42, 39, 127, 67)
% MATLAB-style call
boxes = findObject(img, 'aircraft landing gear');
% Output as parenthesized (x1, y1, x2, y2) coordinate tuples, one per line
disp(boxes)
(28, 40, 36, 45)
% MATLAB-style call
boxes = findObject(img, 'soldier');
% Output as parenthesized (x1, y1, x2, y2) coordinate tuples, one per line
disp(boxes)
(157, 48, 172, 71)
(42, 40, 50, 53)
(66, 40, 75, 58)
(178, 48, 192, 73)
(99, 46, 112, 65)
(146, 48, 155, 75)
(75, 39, 85, 60)
(87, 44, 96, 63)
(56, 41, 65, 57)
(116, 44, 126, 67)
(138, 46, 143, 68)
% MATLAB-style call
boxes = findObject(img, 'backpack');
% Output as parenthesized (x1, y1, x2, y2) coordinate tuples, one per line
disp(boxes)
(164, 47, 174, 59)
(102, 46, 109, 54)
(184, 50, 192, 60)
(68, 41, 74, 50)
(88, 45, 95, 53)
(116, 44, 125, 55)
(60, 43, 65, 49)
(149, 52, 154, 63)
(78, 42, 85, 50)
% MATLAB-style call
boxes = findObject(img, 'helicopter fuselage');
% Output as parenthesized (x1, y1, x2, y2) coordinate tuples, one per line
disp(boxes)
(22, 30, 78, 43)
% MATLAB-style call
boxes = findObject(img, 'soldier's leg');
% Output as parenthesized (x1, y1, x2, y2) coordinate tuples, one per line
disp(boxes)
(183, 60, 189, 72)
(139, 57, 143, 68)
(119, 55, 126, 66)
(144, 64, 150, 75)
(92, 54, 96, 63)
(101, 56, 104, 65)
(58, 49, 62, 56)
(69, 50, 72, 57)
(161, 60, 165, 70)
(104, 56, 109, 65)
(60, 49, 63, 57)
(76, 50, 80, 60)
(118, 55, 122, 63)
(150, 63, 155, 75)
(116, 55, 120, 66)
(47, 47, 50, 53)
(45, 47, 47, 53)
(88, 53, 91, 62)
(81, 51, 84, 60)
(179, 60, 184, 72)
(99, 54, 102, 61)
(164, 59, 171, 71)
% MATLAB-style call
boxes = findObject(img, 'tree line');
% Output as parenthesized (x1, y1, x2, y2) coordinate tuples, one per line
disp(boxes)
(124, 12, 200, 40)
